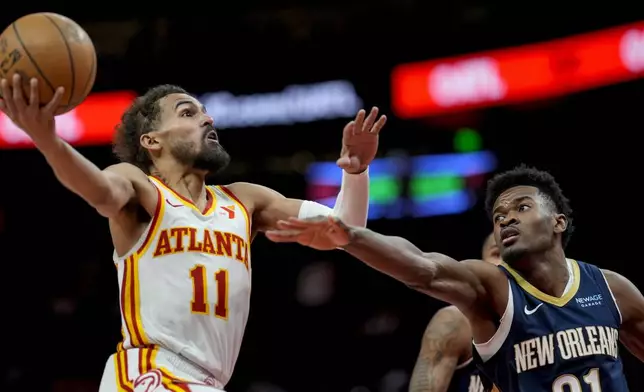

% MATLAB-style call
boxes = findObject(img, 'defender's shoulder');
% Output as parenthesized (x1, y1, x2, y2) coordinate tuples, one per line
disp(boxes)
(601, 269, 636, 299)
(433, 305, 469, 323)
(459, 258, 506, 279)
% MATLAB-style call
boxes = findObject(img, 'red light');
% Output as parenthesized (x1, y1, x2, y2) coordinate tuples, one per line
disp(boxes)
(392, 22, 644, 118)
(0, 91, 136, 149)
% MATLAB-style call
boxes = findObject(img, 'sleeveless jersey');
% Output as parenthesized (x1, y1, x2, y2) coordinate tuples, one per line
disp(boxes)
(114, 177, 252, 386)
(473, 259, 628, 392)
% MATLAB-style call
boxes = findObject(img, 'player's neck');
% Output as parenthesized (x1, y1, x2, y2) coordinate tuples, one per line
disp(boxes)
(512, 247, 569, 298)
(152, 163, 208, 206)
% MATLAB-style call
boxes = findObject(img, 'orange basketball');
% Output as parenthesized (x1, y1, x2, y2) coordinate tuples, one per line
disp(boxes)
(0, 13, 97, 115)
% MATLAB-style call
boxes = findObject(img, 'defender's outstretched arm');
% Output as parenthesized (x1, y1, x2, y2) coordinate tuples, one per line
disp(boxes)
(267, 218, 505, 311)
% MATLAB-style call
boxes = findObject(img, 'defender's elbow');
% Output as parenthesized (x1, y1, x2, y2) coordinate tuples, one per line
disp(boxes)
(404, 256, 438, 293)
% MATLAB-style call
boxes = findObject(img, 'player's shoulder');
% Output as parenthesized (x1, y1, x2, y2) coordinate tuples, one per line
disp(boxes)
(224, 182, 279, 196)
(104, 162, 149, 181)
(103, 163, 158, 214)
(223, 182, 282, 210)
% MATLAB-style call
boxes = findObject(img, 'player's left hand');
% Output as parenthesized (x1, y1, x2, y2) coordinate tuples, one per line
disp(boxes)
(337, 107, 386, 174)
(266, 216, 351, 250)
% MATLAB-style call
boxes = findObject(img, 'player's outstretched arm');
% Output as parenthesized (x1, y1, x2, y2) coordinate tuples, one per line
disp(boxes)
(603, 269, 644, 362)
(225, 108, 386, 233)
(409, 306, 471, 392)
(0, 75, 155, 217)
(266, 217, 506, 311)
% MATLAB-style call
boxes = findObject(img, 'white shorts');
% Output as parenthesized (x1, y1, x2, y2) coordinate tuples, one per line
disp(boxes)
(99, 345, 225, 392)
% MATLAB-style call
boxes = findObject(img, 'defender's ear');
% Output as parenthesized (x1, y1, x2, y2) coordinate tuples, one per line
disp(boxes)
(554, 213, 567, 234)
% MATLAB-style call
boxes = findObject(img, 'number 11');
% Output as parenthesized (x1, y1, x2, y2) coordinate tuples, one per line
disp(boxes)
(189, 265, 228, 319)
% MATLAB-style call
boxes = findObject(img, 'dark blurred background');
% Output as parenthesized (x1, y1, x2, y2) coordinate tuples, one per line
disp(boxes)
(0, 2, 643, 391)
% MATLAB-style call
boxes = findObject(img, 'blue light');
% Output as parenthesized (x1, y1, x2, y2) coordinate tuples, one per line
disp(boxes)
(307, 157, 406, 185)
(317, 196, 405, 220)
(411, 151, 497, 176)
(408, 190, 473, 217)
(306, 151, 497, 220)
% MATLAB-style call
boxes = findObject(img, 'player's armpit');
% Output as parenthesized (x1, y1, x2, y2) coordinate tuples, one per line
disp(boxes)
(409, 306, 471, 392)
(603, 269, 644, 362)
(344, 228, 507, 313)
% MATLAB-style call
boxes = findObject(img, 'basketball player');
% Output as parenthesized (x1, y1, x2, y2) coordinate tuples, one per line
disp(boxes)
(409, 234, 500, 392)
(266, 165, 644, 391)
(0, 76, 387, 392)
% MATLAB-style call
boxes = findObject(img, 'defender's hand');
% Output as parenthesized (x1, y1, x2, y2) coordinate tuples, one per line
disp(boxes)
(337, 107, 386, 174)
(0, 74, 65, 145)
(265, 216, 351, 250)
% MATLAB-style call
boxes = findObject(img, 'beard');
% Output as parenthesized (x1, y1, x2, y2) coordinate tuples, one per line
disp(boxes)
(171, 138, 231, 175)
(500, 245, 527, 265)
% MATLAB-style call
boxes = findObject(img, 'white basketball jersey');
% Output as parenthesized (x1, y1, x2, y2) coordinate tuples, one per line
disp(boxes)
(114, 177, 252, 386)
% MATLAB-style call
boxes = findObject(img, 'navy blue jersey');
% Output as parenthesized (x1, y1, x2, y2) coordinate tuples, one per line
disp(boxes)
(474, 259, 628, 392)
(448, 358, 488, 392)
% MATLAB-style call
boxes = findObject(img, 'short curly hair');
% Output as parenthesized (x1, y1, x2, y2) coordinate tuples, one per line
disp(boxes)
(113, 84, 188, 174)
(485, 164, 574, 248)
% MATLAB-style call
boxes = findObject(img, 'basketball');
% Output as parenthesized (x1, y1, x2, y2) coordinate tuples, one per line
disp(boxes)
(0, 13, 96, 115)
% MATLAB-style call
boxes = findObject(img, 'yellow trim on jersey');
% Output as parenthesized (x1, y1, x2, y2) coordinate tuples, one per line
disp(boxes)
(114, 350, 133, 391)
(122, 254, 149, 346)
(501, 258, 580, 307)
(204, 186, 217, 215)
(149, 176, 217, 216)
(136, 184, 166, 257)
(114, 345, 204, 391)
(216, 185, 252, 240)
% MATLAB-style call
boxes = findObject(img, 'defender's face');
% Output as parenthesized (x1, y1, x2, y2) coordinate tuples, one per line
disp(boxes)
(492, 186, 555, 264)
(154, 93, 230, 173)
(481, 234, 501, 265)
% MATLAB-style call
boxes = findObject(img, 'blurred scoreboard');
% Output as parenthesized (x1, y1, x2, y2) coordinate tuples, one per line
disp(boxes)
(306, 150, 497, 220)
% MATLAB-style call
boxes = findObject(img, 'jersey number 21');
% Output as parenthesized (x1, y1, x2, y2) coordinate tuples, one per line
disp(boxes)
(552, 368, 601, 392)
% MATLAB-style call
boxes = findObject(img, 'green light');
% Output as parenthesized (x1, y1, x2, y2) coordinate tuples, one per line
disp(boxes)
(370, 177, 401, 203)
(410, 175, 464, 200)
(454, 128, 482, 152)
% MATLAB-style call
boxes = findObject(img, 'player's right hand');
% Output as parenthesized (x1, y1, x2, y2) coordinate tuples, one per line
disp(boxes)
(265, 216, 351, 250)
(0, 74, 65, 145)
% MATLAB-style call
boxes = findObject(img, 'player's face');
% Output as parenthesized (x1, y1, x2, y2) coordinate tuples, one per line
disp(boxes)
(492, 186, 565, 264)
(153, 93, 230, 174)
(481, 234, 501, 265)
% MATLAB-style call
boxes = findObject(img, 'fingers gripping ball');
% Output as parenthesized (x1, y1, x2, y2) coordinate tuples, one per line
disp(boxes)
(0, 13, 97, 115)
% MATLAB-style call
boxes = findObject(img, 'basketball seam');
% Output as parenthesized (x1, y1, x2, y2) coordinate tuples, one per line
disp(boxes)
(11, 22, 56, 95)
(43, 14, 75, 107)
(74, 50, 96, 107)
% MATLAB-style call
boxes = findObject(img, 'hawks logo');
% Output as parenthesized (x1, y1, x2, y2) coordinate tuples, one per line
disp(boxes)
(133, 369, 162, 392)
